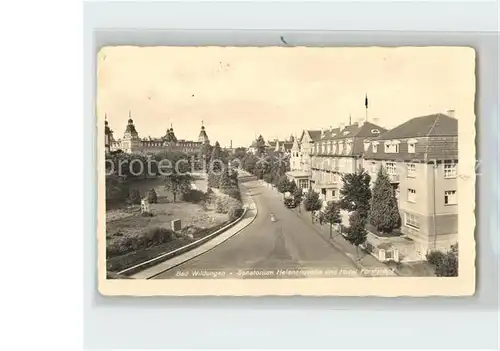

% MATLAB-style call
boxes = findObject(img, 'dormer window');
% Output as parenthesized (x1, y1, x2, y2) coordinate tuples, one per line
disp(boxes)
(363, 139, 371, 152)
(343, 131, 350, 136)
(384, 140, 401, 153)
(346, 140, 353, 153)
(407, 138, 417, 153)
(372, 142, 379, 153)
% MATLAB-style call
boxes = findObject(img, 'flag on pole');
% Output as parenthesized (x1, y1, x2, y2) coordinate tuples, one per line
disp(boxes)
(365, 93, 368, 109)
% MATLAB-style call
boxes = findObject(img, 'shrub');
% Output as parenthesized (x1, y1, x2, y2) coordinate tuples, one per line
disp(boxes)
(140, 211, 154, 217)
(181, 189, 206, 203)
(426, 250, 444, 267)
(146, 188, 158, 204)
(128, 188, 141, 204)
(426, 244, 458, 277)
(106, 227, 175, 257)
(214, 193, 242, 214)
(220, 185, 241, 201)
(106, 175, 129, 203)
(228, 207, 244, 221)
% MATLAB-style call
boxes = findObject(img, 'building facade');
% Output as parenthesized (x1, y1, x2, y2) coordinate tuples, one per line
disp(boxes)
(287, 130, 322, 190)
(105, 113, 210, 154)
(310, 121, 387, 205)
(363, 112, 458, 257)
(287, 122, 386, 205)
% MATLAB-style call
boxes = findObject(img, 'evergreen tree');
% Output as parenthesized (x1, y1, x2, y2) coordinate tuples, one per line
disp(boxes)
(293, 186, 303, 211)
(219, 168, 233, 191)
(369, 166, 401, 234)
(289, 179, 298, 195)
(345, 210, 368, 257)
(208, 141, 224, 188)
(340, 169, 371, 220)
(303, 188, 323, 222)
(323, 201, 341, 239)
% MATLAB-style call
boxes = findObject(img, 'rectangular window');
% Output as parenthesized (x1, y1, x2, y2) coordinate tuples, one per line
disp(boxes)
(371, 162, 377, 173)
(444, 190, 457, 205)
(404, 213, 419, 230)
(395, 144, 400, 153)
(407, 163, 416, 178)
(444, 163, 457, 178)
(372, 144, 378, 153)
(386, 162, 396, 175)
(407, 188, 416, 203)
(332, 190, 336, 198)
(384, 144, 391, 153)
(408, 143, 416, 153)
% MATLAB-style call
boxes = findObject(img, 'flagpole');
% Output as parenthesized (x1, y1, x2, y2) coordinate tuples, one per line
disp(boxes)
(365, 93, 368, 122)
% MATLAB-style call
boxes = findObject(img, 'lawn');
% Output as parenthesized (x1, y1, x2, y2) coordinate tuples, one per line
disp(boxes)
(105, 175, 239, 273)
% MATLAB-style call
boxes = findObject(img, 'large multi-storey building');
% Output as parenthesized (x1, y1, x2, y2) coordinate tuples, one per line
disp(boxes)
(104, 112, 210, 154)
(286, 110, 458, 257)
(287, 121, 386, 203)
(309, 121, 387, 204)
(363, 112, 458, 256)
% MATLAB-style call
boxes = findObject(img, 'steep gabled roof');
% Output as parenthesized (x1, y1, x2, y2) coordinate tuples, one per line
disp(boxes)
(307, 130, 322, 142)
(374, 113, 457, 140)
(363, 113, 458, 161)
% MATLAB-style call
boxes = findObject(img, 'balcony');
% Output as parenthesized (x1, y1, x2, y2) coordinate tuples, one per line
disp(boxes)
(388, 173, 400, 183)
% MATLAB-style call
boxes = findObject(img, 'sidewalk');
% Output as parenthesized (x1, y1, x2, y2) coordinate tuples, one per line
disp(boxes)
(295, 207, 396, 274)
(131, 180, 257, 279)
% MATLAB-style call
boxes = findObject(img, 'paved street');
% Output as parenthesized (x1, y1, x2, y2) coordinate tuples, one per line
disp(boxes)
(153, 175, 361, 279)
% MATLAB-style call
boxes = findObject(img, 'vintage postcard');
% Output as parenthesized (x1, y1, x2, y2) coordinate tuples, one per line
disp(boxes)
(97, 46, 476, 296)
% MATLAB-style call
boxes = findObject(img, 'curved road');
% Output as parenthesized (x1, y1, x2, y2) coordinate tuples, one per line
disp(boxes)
(153, 176, 359, 279)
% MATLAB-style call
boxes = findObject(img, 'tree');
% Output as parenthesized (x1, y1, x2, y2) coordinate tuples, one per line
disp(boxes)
(242, 154, 257, 175)
(289, 180, 298, 196)
(293, 186, 303, 212)
(323, 201, 341, 239)
(255, 135, 266, 156)
(208, 142, 224, 188)
(303, 188, 323, 222)
(345, 210, 368, 258)
(164, 173, 193, 202)
(426, 244, 458, 277)
(146, 188, 158, 204)
(340, 169, 371, 220)
(219, 168, 233, 191)
(128, 188, 141, 204)
(369, 166, 401, 233)
(277, 175, 292, 193)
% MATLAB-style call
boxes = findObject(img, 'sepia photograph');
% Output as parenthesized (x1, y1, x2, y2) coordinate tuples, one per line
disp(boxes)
(97, 46, 476, 296)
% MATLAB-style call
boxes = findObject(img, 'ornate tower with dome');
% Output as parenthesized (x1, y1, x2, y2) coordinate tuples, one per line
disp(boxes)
(121, 112, 141, 153)
(197, 121, 210, 145)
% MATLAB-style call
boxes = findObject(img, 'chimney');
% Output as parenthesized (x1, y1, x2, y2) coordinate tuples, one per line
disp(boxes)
(447, 109, 455, 118)
(230, 140, 232, 149)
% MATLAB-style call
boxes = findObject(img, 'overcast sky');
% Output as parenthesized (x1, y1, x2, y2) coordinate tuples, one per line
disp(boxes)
(97, 46, 475, 148)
